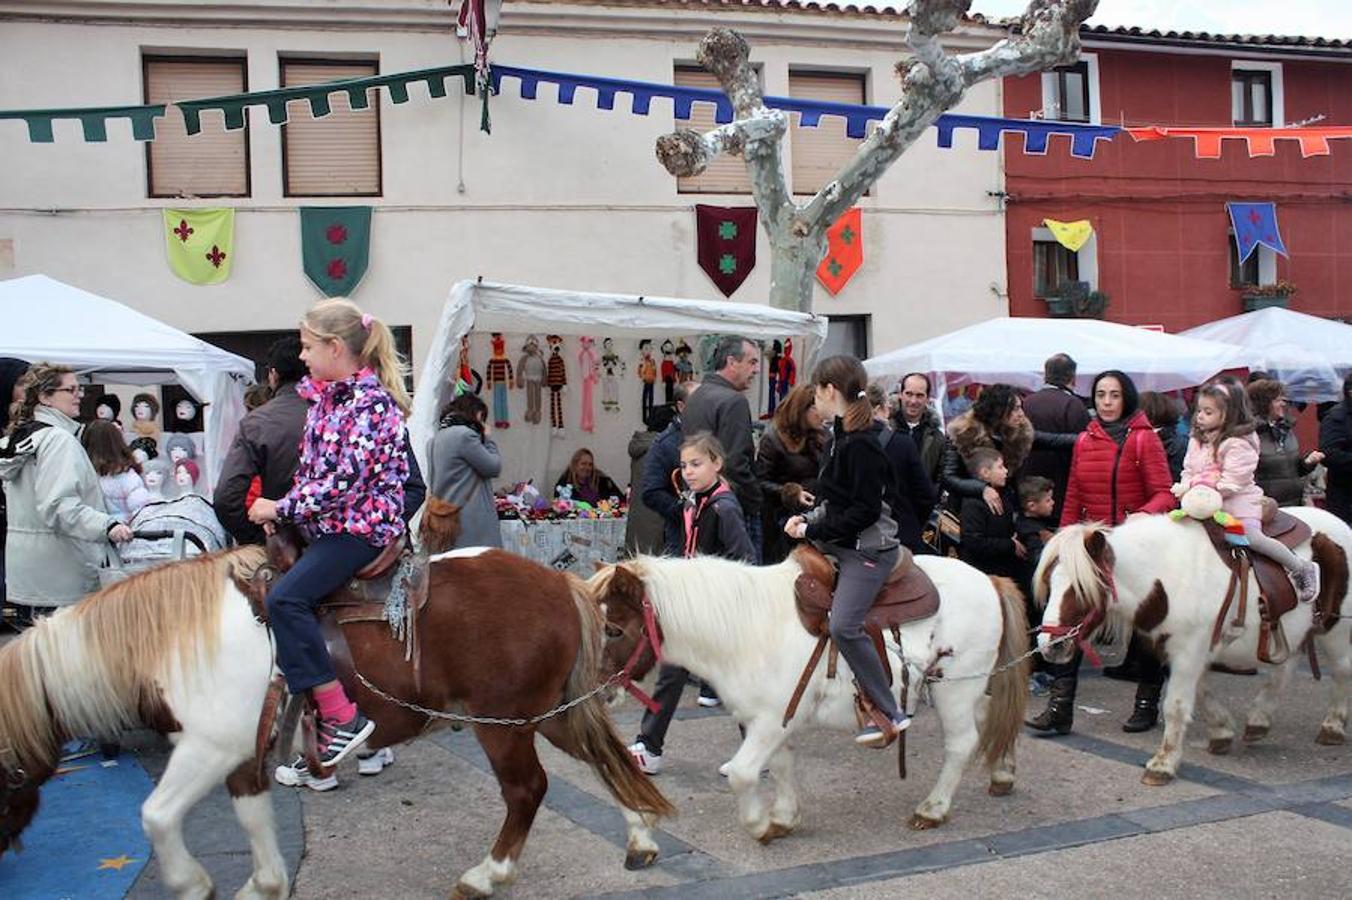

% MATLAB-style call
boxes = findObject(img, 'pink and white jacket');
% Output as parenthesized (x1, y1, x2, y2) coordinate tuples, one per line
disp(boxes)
(1180, 431, 1265, 522)
(276, 369, 408, 547)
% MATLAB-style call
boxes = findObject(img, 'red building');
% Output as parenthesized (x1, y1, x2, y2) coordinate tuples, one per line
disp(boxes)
(1004, 27, 1352, 332)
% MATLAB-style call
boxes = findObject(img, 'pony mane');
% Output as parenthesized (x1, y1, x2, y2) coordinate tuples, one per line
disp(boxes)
(0, 546, 266, 773)
(1034, 522, 1112, 613)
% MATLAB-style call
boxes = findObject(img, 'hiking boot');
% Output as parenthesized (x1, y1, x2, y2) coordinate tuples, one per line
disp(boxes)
(854, 715, 910, 749)
(1026, 676, 1077, 735)
(1101, 661, 1141, 682)
(1293, 561, 1320, 604)
(274, 754, 339, 792)
(357, 746, 395, 776)
(317, 712, 375, 768)
(627, 741, 662, 775)
(1122, 683, 1162, 733)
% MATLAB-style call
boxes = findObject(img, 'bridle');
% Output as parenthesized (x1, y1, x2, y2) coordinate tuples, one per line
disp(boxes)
(612, 592, 664, 715)
(1038, 558, 1119, 667)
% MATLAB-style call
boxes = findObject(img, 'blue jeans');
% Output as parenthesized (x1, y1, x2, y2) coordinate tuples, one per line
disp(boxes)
(267, 533, 381, 693)
(744, 509, 763, 565)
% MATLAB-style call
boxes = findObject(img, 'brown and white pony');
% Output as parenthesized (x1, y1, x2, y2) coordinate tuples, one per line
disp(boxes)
(0, 535, 671, 899)
(1036, 508, 1352, 785)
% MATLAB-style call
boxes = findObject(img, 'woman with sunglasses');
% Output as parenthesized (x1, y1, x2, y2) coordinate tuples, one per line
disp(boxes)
(0, 363, 132, 622)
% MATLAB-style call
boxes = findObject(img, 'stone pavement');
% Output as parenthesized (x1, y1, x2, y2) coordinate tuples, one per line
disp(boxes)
(104, 666, 1348, 898)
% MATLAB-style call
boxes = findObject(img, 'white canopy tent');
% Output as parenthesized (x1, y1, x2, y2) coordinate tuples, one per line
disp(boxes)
(865, 316, 1247, 405)
(0, 274, 254, 487)
(1182, 307, 1352, 402)
(410, 280, 828, 488)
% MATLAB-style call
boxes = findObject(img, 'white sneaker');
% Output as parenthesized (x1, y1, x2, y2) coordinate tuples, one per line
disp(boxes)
(357, 746, 395, 776)
(697, 694, 722, 708)
(274, 755, 338, 792)
(627, 741, 662, 775)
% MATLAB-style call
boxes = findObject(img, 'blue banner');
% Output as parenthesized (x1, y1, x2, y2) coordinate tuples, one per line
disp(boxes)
(1227, 201, 1289, 263)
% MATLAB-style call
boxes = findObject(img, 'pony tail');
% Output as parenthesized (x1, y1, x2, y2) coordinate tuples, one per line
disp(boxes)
(842, 396, 873, 433)
(361, 317, 411, 415)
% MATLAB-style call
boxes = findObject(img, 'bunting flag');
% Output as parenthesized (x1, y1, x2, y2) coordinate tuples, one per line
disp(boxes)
(695, 204, 757, 297)
(1128, 125, 1352, 159)
(816, 208, 863, 296)
(300, 207, 372, 297)
(1227, 202, 1288, 263)
(163, 209, 234, 285)
(1043, 218, 1094, 252)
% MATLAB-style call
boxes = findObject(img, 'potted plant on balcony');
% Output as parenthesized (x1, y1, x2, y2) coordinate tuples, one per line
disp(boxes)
(1043, 281, 1108, 318)
(1240, 280, 1296, 311)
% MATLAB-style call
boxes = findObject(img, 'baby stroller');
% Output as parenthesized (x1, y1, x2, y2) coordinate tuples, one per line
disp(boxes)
(100, 494, 229, 587)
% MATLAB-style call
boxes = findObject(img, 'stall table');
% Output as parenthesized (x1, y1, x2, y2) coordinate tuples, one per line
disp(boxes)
(498, 516, 627, 576)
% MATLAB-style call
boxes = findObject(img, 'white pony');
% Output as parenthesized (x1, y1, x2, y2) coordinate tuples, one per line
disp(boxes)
(591, 552, 1030, 839)
(1036, 508, 1352, 785)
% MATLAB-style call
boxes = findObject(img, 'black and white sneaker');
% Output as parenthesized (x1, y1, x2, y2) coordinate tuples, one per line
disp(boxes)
(317, 712, 376, 768)
(274, 754, 339, 792)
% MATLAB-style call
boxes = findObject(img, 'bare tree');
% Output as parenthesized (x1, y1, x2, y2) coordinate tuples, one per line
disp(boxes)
(656, 0, 1099, 313)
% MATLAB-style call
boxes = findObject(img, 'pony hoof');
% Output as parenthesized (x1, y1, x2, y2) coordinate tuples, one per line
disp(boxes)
(1242, 724, 1270, 742)
(909, 813, 945, 831)
(1207, 738, 1233, 756)
(450, 885, 490, 900)
(1315, 727, 1346, 746)
(624, 849, 659, 870)
(988, 781, 1014, 797)
(1141, 769, 1174, 786)
(757, 822, 794, 845)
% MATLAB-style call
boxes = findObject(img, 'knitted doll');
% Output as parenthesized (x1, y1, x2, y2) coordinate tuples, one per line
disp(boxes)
(777, 338, 797, 407)
(601, 337, 625, 413)
(130, 392, 161, 441)
(660, 339, 677, 404)
(457, 334, 483, 396)
(764, 340, 784, 419)
(578, 337, 599, 433)
(546, 335, 567, 436)
(674, 340, 694, 384)
(516, 335, 547, 425)
(484, 332, 515, 429)
(637, 340, 657, 424)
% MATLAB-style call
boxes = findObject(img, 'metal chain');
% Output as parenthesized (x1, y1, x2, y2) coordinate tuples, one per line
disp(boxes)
(905, 624, 1084, 686)
(352, 668, 628, 728)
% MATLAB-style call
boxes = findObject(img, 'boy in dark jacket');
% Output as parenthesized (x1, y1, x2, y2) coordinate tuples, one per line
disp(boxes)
(1014, 475, 1056, 566)
(959, 448, 1024, 579)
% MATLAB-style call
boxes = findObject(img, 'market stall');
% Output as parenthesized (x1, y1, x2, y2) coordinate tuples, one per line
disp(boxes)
(0, 274, 254, 492)
(409, 279, 828, 571)
(1182, 306, 1352, 402)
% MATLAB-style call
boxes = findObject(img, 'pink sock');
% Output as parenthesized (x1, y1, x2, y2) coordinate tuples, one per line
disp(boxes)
(314, 684, 357, 724)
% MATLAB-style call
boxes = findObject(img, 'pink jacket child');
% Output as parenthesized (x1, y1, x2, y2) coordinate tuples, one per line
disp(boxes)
(1178, 432, 1265, 525)
(276, 368, 409, 548)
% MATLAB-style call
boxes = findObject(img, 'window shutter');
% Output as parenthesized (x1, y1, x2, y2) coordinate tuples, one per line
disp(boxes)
(673, 67, 752, 194)
(145, 58, 249, 198)
(282, 60, 381, 197)
(789, 72, 866, 196)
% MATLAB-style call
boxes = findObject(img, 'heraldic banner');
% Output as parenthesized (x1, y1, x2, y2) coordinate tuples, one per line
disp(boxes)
(163, 208, 234, 285)
(695, 204, 757, 297)
(816, 207, 863, 296)
(301, 206, 372, 297)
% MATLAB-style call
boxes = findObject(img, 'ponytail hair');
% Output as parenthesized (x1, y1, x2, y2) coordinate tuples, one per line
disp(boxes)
(7, 363, 73, 435)
(301, 298, 411, 414)
(813, 355, 872, 433)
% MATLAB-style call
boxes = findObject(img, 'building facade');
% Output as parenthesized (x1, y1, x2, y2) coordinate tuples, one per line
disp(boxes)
(1003, 26, 1352, 332)
(0, 0, 1014, 374)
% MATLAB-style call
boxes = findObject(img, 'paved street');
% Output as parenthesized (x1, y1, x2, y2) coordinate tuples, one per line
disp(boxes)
(112, 664, 1350, 899)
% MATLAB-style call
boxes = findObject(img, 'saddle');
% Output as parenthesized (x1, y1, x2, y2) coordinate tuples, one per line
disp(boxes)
(1201, 507, 1311, 664)
(783, 545, 940, 766)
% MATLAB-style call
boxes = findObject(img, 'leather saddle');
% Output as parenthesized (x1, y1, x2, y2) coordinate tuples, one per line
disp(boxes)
(1201, 506, 1311, 664)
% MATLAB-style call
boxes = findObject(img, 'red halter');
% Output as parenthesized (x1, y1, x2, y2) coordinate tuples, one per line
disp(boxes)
(614, 593, 665, 715)
(1038, 560, 1119, 667)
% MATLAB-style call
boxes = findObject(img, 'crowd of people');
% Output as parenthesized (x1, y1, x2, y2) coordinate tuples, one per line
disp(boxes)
(5, 317, 1352, 781)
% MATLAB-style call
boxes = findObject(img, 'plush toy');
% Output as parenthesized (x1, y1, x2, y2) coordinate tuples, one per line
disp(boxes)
(546, 335, 567, 436)
(777, 338, 797, 407)
(660, 340, 677, 404)
(457, 334, 483, 396)
(516, 335, 546, 425)
(1169, 480, 1248, 546)
(578, 337, 599, 433)
(130, 393, 161, 441)
(484, 332, 514, 429)
(674, 340, 694, 384)
(93, 393, 123, 429)
(600, 337, 625, 414)
(637, 339, 657, 424)
(129, 436, 159, 466)
(764, 340, 784, 420)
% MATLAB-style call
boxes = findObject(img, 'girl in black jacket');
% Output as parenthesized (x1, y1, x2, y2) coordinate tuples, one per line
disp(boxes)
(785, 356, 910, 748)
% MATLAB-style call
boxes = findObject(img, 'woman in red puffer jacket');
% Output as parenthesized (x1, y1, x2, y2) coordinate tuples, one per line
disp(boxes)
(1029, 370, 1175, 739)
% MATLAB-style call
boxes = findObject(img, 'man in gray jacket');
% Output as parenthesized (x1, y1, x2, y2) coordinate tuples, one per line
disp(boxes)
(682, 335, 762, 562)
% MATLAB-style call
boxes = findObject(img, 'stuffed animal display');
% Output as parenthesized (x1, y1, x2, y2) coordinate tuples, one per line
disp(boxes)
(546, 335, 567, 435)
(637, 340, 657, 424)
(516, 335, 546, 425)
(601, 338, 625, 414)
(485, 332, 514, 429)
(578, 337, 599, 433)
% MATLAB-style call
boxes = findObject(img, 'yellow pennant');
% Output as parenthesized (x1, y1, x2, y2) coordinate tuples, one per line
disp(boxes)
(163, 208, 234, 285)
(1043, 218, 1094, 252)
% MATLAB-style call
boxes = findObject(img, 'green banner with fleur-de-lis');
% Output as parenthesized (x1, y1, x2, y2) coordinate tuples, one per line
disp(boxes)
(163, 208, 234, 285)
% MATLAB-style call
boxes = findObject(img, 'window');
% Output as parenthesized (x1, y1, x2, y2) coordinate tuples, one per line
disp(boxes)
(1227, 233, 1276, 288)
(1033, 240, 1080, 297)
(144, 56, 250, 198)
(673, 66, 752, 194)
(1231, 62, 1283, 128)
(823, 315, 870, 359)
(281, 59, 382, 196)
(1047, 62, 1090, 123)
(789, 70, 866, 195)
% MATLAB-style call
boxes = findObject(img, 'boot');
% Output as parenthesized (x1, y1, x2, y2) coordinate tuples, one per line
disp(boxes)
(1101, 661, 1141, 682)
(1122, 683, 1162, 733)
(1026, 676, 1076, 735)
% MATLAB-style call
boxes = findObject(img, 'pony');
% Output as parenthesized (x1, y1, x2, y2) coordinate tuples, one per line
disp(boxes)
(591, 552, 1030, 839)
(0, 528, 672, 899)
(1035, 508, 1352, 786)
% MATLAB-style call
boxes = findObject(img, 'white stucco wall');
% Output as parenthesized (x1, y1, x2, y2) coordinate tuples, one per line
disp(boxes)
(0, 0, 1009, 373)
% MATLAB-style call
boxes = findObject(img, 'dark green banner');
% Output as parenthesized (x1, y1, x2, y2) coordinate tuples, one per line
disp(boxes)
(300, 206, 372, 298)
